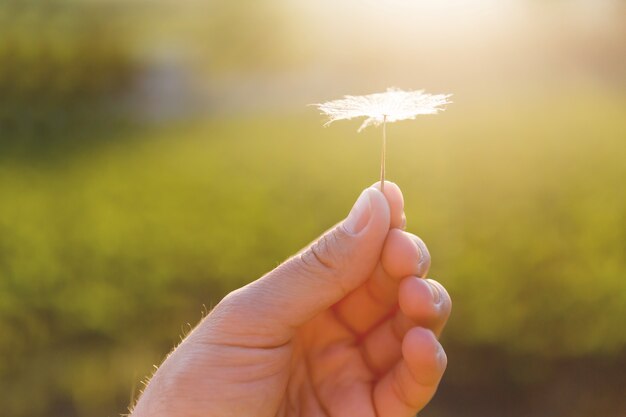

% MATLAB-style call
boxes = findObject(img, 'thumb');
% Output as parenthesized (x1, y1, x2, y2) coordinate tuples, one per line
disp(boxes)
(212, 187, 391, 345)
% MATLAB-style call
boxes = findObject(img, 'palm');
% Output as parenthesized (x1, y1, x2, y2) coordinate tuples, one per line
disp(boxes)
(281, 308, 384, 417)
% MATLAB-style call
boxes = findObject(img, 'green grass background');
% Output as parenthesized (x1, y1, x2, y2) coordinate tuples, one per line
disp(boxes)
(1, 92, 625, 416)
(1, 1, 626, 416)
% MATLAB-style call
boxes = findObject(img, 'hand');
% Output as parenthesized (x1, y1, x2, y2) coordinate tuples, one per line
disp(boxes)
(131, 182, 452, 417)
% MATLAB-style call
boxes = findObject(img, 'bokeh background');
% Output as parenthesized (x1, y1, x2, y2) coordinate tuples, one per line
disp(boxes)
(1, 0, 625, 416)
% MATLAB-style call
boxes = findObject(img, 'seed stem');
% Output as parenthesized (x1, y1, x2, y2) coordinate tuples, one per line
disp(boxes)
(380, 115, 387, 193)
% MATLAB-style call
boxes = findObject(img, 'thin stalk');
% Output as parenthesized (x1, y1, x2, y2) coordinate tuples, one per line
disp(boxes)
(380, 115, 387, 193)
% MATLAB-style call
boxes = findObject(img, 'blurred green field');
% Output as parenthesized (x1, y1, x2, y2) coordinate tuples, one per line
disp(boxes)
(1, 91, 625, 416)
(2, 1, 626, 415)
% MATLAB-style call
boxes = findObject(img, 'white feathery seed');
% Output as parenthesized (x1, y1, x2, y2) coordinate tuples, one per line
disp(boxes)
(313, 88, 452, 131)
(311, 88, 452, 192)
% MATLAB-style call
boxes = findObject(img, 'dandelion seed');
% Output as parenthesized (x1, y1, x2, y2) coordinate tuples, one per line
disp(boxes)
(312, 88, 452, 192)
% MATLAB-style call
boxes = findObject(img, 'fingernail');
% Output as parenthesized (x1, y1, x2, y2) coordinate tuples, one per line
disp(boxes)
(344, 189, 372, 235)
(427, 280, 441, 305)
(436, 344, 447, 368)
(413, 239, 430, 278)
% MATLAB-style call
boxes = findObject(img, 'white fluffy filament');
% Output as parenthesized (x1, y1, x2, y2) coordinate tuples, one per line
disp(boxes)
(313, 88, 452, 192)
(313, 88, 452, 132)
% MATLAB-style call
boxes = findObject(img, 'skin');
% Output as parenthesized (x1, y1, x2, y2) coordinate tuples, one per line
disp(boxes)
(131, 182, 452, 417)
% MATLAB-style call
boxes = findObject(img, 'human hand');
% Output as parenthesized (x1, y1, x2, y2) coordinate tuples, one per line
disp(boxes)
(131, 182, 452, 417)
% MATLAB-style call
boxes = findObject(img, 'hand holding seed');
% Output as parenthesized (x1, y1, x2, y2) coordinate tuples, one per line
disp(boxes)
(131, 182, 452, 417)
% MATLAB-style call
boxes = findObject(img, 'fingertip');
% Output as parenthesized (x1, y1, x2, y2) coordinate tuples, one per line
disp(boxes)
(345, 187, 391, 237)
(437, 344, 448, 371)
(364, 187, 391, 231)
(398, 277, 436, 319)
(382, 230, 430, 278)
(403, 327, 438, 356)
(402, 327, 446, 384)
(370, 181, 404, 229)
(410, 234, 431, 277)
(374, 326, 445, 417)
(425, 279, 452, 315)
(399, 277, 452, 337)
(399, 277, 451, 317)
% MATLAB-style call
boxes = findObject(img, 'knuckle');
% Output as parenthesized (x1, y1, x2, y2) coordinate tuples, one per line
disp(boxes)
(209, 287, 249, 324)
(301, 227, 347, 274)
(310, 232, 336, 270)
(294, 227, 351, 294)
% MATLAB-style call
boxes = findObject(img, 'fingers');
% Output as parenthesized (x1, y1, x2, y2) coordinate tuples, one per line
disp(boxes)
(382, 229, 431, 279)
(361, 277, 451, 375)
(399, 278, 452, 338)
(207, 186, 391, 346)
(370, 181, 405, 229)
(373, 328, 447, 417)
(333, 229, 431, 334)
(360, 310, 413, 374)
(332, 264, 399, 334)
